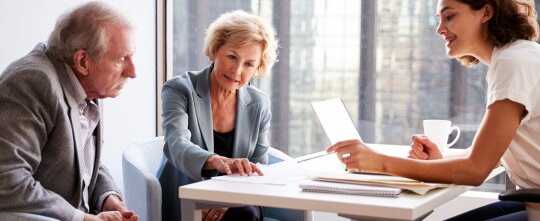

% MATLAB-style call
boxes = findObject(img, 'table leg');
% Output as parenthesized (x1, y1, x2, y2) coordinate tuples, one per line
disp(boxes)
(304, 210, 313, 221)
(181, 199, 202, 221)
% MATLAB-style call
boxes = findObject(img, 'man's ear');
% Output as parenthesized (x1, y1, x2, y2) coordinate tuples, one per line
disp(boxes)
(481, 4, 494, 24)
(72, 49, 90, 76)
(208, 54, 215, 62)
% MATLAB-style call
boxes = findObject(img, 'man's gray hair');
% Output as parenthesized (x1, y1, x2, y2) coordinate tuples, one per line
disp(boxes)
(47, 1, 132, 64)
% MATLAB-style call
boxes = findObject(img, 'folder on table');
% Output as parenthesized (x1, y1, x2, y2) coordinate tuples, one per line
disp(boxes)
(313, 172, 450, 195)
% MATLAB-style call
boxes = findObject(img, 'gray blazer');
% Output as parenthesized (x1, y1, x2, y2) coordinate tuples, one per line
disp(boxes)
(0, 44, 120, 220)
(159, 65, 271, 221)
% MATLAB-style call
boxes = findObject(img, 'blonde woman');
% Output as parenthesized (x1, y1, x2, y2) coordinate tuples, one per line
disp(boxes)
(159, 10, 278, 221)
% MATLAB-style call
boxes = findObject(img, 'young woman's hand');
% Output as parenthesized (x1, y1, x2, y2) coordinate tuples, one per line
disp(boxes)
(326, 139, 385, 173)
(408, 135, 443, 160)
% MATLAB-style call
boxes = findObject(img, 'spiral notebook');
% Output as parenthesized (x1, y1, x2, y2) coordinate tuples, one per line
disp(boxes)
(299, 180, 401, 197)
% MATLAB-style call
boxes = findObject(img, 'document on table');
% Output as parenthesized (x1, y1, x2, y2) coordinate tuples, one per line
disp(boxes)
(211, 160, 308, 185)
(311, 98, 363, 144)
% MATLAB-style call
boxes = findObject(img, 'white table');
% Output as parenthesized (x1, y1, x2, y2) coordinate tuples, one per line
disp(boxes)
(179, 144, 504, 221)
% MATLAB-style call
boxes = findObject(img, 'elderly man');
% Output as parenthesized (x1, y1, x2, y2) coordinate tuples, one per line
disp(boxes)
(0, 2, 138, 221)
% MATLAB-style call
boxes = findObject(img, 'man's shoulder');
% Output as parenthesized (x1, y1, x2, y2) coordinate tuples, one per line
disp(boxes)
(0, 47, 63, 101)
(3, 46, 59, 79)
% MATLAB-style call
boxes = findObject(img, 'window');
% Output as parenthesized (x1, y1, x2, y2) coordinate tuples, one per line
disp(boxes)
(170, 0, 540, 192)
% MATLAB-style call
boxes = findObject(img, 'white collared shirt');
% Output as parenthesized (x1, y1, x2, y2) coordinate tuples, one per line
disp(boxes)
(65, 64, 99, 211)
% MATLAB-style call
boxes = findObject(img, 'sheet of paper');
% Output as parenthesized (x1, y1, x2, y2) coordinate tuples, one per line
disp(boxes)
(211, 160, 308, 185)
(312, 98, 362, 144)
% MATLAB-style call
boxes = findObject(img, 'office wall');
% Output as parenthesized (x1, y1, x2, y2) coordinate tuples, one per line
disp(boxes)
(0, 0, 157, 191)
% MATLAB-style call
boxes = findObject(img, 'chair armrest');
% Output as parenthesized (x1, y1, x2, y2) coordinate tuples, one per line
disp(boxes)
(267, 147, 293, 164)
(499, 188, 540, 203)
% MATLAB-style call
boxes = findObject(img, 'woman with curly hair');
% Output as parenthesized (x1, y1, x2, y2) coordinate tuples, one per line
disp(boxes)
(327, 0, 540, 220)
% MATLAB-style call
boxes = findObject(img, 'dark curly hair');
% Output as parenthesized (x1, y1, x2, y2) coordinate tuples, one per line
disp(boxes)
(456, 0, 539, 66)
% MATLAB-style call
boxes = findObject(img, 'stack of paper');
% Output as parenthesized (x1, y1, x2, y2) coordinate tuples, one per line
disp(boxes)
(313, 172, 450, 195)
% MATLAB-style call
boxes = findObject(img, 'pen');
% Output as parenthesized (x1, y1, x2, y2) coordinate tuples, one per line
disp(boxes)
(296, 151, 333, 163)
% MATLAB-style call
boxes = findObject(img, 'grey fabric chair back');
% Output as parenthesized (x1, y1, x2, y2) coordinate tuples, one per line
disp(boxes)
(122, 137, 165, 221)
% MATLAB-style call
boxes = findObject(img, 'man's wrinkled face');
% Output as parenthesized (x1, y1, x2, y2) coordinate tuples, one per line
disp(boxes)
(86, 25, 136, 99)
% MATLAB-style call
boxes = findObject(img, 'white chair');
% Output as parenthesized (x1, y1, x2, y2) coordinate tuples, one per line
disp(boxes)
(122, 137, 164, 221)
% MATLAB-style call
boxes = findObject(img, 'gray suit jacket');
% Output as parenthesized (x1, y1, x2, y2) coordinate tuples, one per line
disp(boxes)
(159, 65, 271, 221)
(0, 44, 120, 220)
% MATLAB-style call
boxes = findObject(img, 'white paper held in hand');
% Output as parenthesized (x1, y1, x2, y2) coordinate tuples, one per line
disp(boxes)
(312, 98, 363, 144)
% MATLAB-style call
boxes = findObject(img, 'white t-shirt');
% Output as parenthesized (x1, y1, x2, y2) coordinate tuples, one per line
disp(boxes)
(487, 40, 540, 188)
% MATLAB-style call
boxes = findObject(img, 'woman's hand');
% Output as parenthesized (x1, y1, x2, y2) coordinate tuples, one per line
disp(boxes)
(202, 208, 228, 221)
(85, 211, 138, 221)
(326, 139, 385, 173)
(228, 158, 264, 176)
(409, 135, 443, 160)
(204, 155, 263, 176)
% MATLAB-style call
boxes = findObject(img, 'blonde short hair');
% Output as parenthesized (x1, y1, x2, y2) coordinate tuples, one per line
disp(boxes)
(47, 1, 132, 64)
(204, 10, 278, 76)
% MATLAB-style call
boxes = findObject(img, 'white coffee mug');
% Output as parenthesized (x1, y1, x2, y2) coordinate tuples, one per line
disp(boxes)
(423, 120, 461, 153)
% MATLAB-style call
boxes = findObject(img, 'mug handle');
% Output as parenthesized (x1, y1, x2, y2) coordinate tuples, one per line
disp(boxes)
(447, 125, 461, 148)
